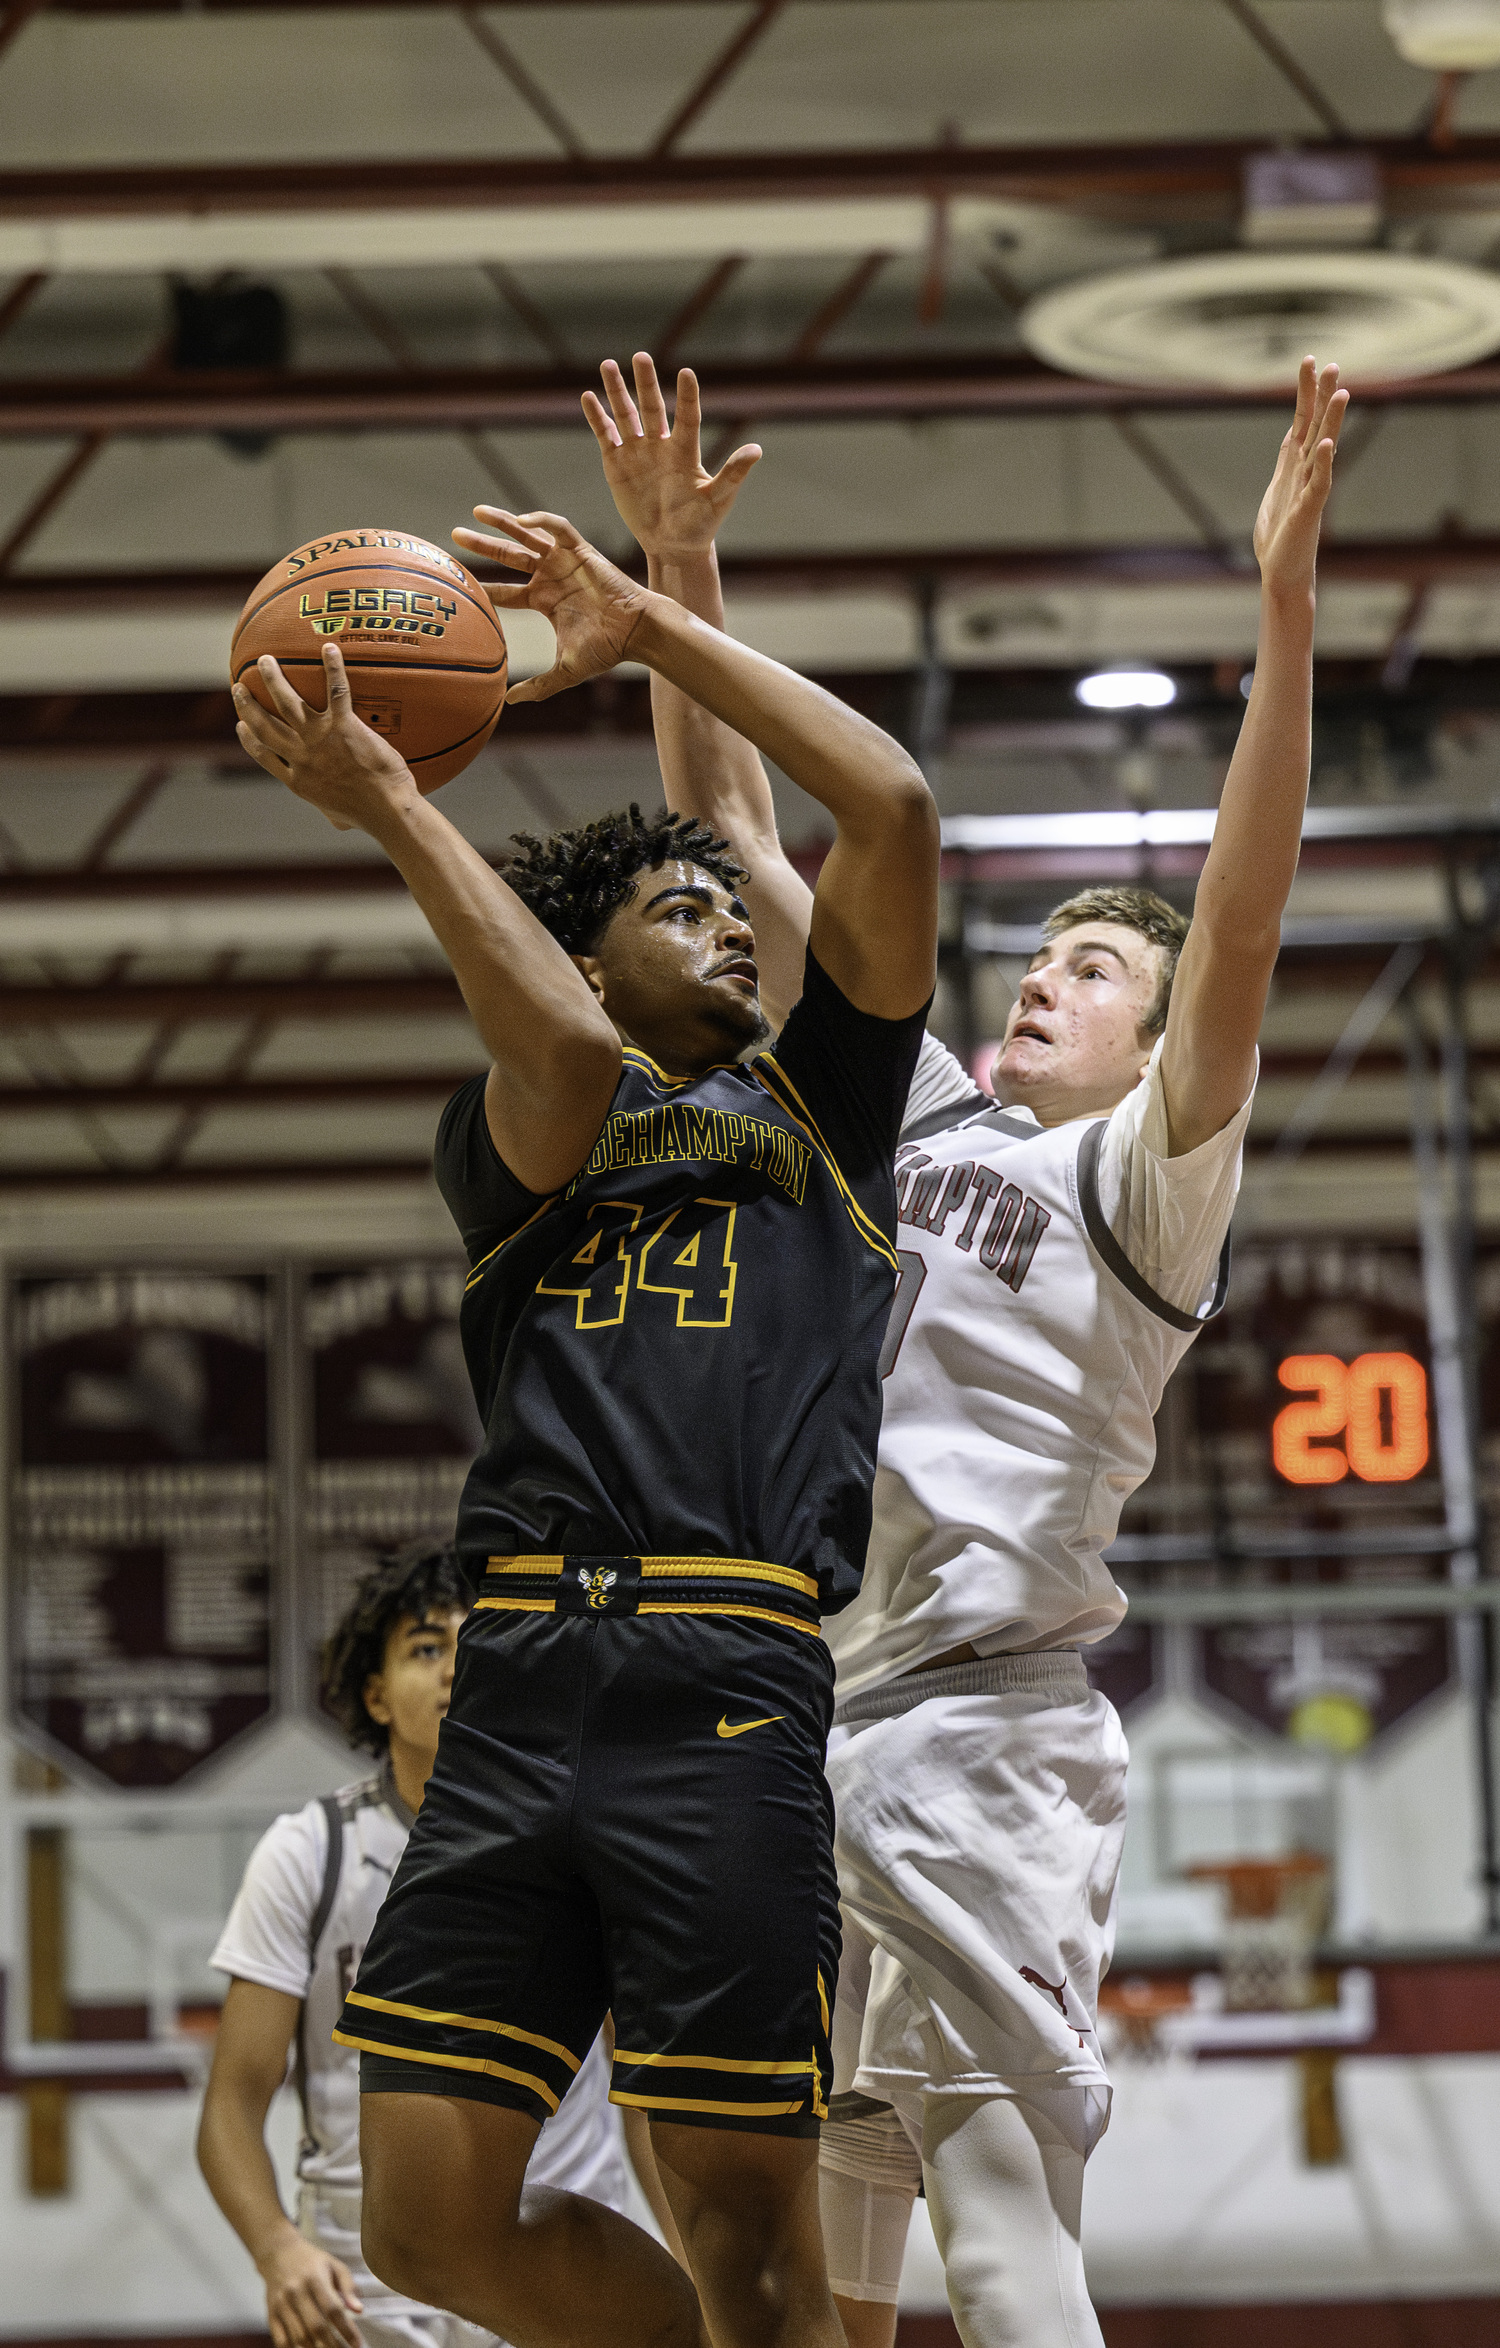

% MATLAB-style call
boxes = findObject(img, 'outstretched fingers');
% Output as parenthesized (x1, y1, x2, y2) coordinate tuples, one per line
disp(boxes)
(1319, 383, 1349, 456)
(1289, 354, 1317, 449)
(1302, 362, 1343, 458)
(453, 522, 540, 570)
(580, 386, 622, 451)
(463, 505, 560, 554)
(668, 362, 701, 450)
(631, 351, 671, 439)
(489, 507, 582, 554)
(712, 440, 762, 497)
(600, 358, 645, 443)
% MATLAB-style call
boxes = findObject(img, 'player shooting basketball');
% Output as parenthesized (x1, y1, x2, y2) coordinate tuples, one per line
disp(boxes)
(583, 348, 1347, 2348)
(232, 523, 939, 2348)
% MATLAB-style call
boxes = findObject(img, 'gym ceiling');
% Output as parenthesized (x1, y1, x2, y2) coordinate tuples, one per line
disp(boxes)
(3, 0, 1500, 1211)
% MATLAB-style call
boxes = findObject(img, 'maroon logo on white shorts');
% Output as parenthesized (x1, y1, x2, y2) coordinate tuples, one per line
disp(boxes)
(1019, 1964, 1069, 2016)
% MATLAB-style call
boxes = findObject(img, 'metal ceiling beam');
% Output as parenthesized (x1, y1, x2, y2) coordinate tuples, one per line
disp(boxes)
(1214, 0, 1348, 142)
(0, 1070, 481, 1111)
(0, 1044, 1489, 1116)
(18, 534, 1500, 614)
(6, 1, 839, 11)
(1, 942, 1486, 1031)
(0, 1153, 444, 1191)
(14, 352, 1500, 438)
(648, 0, 789, 160)
(0, 975, 467, 1026)
(6, 138, 1500, 218)
(0, 1127, 1482, 1193)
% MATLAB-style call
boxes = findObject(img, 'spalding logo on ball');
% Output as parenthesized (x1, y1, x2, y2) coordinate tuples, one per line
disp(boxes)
(230, 529, 508, 793)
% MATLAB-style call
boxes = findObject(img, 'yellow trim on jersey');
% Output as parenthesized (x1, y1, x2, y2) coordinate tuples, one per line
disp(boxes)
(640, 1558, 818, 1598)
(475, 1596, 819, 1636)
(636, 1601, 819, 1637)
(751, 1054, 900, 1274)
(817, 1973, 830, 2036)
(610, 2090, 810, 2118)
(331, 2031, 560, 2112)
(342, 1991, 580, 2070)
(755, 1049, 896, 1259)
(464, 1194, 558, 1292)
(620, 1046, 740, 1093)
(614, 2051, 818, 2076)
(482, 1554, 818, 1600)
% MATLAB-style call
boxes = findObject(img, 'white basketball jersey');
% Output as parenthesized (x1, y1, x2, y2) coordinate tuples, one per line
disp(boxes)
(826, 1060, 1237, 1698)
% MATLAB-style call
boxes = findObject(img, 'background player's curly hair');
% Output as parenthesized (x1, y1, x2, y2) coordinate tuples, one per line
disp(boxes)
(503, 804, 749, 957)
(320, 1544, 471, 1755)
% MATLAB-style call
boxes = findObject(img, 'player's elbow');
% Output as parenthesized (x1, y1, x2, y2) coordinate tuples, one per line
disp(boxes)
(870, 757, 939, 857)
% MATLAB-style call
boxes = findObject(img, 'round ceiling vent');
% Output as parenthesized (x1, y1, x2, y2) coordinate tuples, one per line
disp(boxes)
(1021, 250, 1500, 388)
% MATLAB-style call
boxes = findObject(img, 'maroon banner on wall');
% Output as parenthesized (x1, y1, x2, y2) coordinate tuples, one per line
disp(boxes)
(8, 1268, 277, 1788)
(302, 1259, 482, 1699)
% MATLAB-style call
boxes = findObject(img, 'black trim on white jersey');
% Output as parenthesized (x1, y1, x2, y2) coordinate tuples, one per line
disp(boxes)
(1075, 1118, 1231, 1334)
(292, 1773, 406, 2159)
(900, 1091, 1040, 1148)
(293, 1791, 347, 2159)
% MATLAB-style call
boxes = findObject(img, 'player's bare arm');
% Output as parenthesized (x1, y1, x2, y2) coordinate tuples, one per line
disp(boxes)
(232, 642, 622, 1195)
(456, 505, 938, 1020)
(580, 352, 814, 1027)
(1160, 355, 1348, 1155)
(197, 1977, 363, 2348)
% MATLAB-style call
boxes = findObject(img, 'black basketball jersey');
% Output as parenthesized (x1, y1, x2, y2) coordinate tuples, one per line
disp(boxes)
(435, 950, 926, 1614)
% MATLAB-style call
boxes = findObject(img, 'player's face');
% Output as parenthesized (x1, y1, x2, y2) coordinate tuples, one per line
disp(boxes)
(583, 859, 770, 1069)
(990, 923, 1162, 1122)
(363, 1606, 465, 1777)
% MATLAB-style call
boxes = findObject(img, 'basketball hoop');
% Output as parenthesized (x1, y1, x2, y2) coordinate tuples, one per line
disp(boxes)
(1185, 1852, 1331, 2013)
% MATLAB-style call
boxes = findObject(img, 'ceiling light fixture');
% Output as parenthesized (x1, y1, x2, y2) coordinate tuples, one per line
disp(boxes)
(1076, 669, 1177, 711)
(1383, 0, 1500, 71)
(1022, 250, 1500, 389)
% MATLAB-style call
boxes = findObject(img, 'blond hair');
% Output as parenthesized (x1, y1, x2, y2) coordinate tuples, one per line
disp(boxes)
(1042, 885, 1189, 1036)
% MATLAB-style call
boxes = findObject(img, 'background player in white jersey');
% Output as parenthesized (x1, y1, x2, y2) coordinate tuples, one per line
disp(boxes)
(198, 1547, 640, 2348)
(582, 349, 1348, 2348)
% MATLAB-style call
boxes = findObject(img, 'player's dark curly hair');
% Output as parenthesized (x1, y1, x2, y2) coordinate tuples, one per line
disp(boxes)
(320, 1544, 471, 1755)
(503, 804, 749, 957)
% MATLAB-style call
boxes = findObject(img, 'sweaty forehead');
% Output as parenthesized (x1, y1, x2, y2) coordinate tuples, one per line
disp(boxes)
(632, 860, 744, 918)
(1031, 923, 1161, 978)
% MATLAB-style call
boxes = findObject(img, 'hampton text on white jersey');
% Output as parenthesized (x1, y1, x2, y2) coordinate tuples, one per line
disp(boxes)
(826, 1033, 1252, 1696)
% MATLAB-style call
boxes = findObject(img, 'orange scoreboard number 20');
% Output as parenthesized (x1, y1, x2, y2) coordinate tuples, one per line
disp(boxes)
(1272, 1352, 1430, 1486)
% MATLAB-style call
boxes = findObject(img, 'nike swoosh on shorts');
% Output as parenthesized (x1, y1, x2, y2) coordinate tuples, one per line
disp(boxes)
(716, 1714, 785, 1739)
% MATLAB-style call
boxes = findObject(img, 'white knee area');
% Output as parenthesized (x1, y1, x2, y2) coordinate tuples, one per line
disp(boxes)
(921, 2093, 1104, 2348)
(818, 2107, 921, 2304)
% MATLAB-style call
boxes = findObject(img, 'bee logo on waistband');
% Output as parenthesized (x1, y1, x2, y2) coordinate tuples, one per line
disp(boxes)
(576, 1565, 618, 1610)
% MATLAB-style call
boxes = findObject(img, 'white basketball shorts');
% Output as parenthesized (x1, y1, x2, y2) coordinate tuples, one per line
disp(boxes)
(826, 1651, 1127, 2151)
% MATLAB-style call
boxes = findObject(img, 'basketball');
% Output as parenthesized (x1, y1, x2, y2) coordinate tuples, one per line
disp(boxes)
(230, 528, 508, 792)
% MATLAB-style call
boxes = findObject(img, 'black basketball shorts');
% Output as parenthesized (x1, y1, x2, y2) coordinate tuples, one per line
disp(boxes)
(334, 1558, 839, 2137)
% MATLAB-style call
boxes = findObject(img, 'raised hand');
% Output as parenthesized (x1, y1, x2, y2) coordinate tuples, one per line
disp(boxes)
(454, 508, 650, 704)
(1253, 355, 1348, 600)
(232, 643, 411, 831)
(583, 353, 760, 560)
